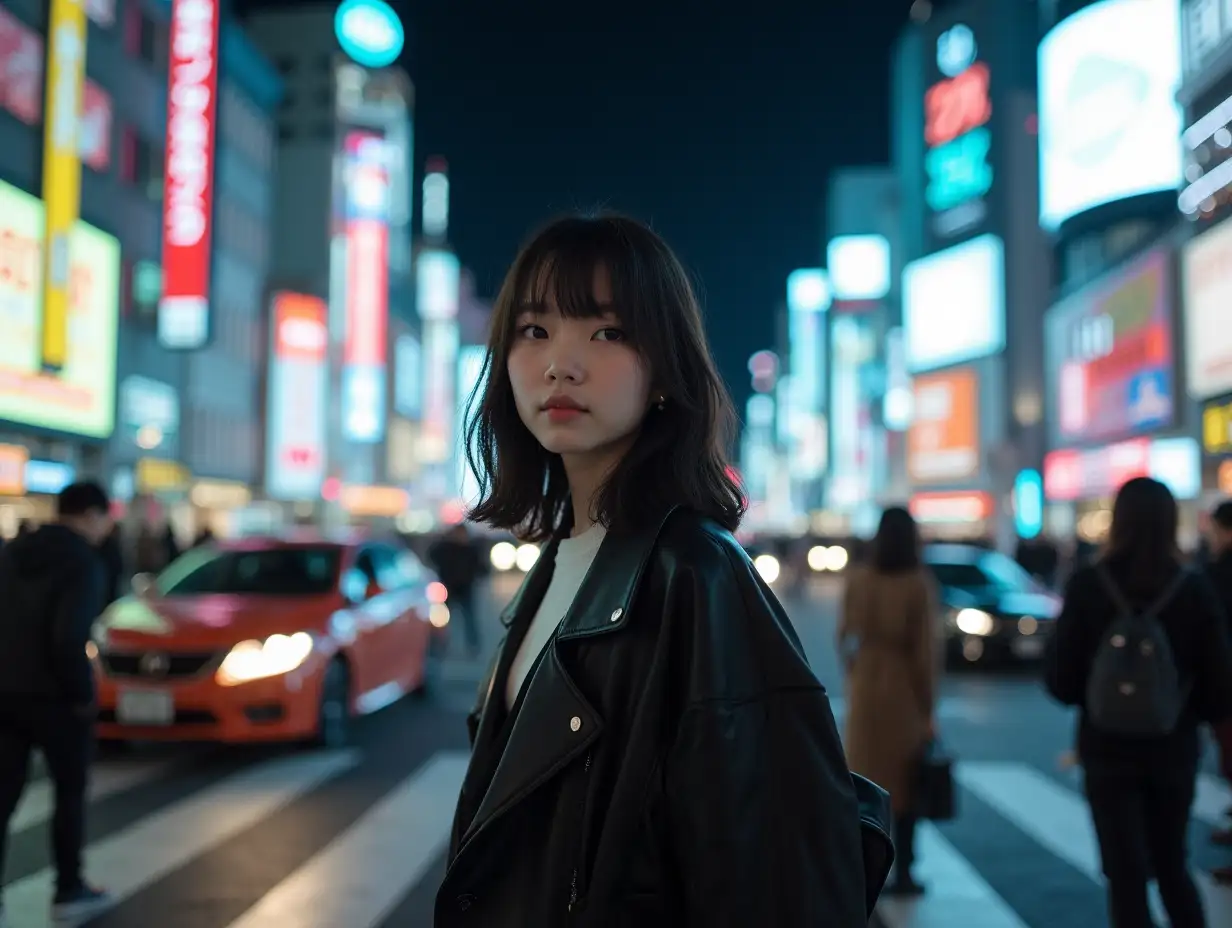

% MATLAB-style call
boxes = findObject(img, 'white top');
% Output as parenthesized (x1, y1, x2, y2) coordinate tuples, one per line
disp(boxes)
(505, 523, 607, 709)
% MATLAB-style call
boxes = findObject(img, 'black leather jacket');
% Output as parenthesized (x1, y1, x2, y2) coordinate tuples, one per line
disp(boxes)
(436, 507, 868, 928)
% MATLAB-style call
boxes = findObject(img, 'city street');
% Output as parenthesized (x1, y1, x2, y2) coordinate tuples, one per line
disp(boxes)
(6, 574, 1232, 928)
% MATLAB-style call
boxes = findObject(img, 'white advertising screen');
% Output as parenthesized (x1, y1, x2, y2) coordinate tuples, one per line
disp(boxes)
(1038, 0, 1183, 231)
(1182, 219, 1232, 400)
(265, 293, 329, 500)
(902, 233, 1005, 373)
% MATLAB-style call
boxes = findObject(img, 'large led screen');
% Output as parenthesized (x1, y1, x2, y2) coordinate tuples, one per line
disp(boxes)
(1038, 0, 1183, 231)
(0, 178, 118, 438)
(1045, 247, 1174, 445)
(1182, 219, 1232, 400)
(902, 233, 1005, 374)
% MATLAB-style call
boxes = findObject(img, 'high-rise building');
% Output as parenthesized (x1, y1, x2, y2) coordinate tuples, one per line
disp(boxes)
(0, 0, 279, 540)
(242, 1, 415, 514)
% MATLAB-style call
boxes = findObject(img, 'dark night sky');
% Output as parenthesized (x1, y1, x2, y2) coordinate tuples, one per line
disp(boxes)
(244, 0, 914, 407)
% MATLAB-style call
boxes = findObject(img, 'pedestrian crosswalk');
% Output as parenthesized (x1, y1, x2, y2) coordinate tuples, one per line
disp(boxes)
(5, 742, 1232, 927)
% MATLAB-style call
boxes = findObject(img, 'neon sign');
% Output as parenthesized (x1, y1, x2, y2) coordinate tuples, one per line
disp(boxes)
(924, 25, 993, 228)
(925, 62, 991, 146)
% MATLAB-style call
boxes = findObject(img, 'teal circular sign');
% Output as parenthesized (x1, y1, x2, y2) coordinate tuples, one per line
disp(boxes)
(335, 0, 404, 69)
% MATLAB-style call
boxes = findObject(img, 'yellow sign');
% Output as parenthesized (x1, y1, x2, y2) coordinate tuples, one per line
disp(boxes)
(40, 0, 88, 372)
(1203, 401, 1232, 456)
(136, 458, 190, 494)
(0, 179, 118, 437)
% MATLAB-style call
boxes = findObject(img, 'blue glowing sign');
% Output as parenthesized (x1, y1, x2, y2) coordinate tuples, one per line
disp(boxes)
(1013, 469, 1044, 539)
(926, 127, 993, 212)
(334, 0, 404, 69)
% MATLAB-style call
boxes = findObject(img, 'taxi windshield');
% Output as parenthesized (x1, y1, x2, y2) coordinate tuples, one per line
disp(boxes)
(156, 546, 342, 596)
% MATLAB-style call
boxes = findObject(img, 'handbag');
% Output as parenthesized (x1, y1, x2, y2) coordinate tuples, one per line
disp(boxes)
(914, 738, 957, 821)
(852, 772, 895, 917)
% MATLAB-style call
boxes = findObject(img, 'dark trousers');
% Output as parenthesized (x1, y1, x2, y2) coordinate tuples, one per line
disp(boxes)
(893, 812, 917, 878)
(1085, 767, 1206, 928)
(453, 587, 481, 655)
(0, 701, 92, 893)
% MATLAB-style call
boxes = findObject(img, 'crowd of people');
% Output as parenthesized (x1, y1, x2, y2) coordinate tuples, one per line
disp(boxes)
(839, 483, 1232, 927)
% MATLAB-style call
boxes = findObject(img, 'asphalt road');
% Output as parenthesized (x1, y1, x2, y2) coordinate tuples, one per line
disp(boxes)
(4, 572, 1231, 927)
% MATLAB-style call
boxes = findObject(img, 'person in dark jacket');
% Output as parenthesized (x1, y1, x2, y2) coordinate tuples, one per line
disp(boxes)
(428, 523, 488, 658)
(437, 215, 870, 927)
(1202, 501, 1232, 870)
(1044, 477, 1232, 928)
(0, 482, 115, 926)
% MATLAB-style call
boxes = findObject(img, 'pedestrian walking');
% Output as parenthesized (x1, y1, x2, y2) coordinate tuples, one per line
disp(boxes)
(1045, 477, 1232, 928)
(0, 482, 115, 927)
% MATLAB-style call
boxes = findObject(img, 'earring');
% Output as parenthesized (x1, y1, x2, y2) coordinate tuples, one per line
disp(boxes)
(656, 396, 666, 410)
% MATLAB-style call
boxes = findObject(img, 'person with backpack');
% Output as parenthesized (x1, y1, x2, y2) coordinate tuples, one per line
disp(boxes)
(1044, 477, 1232, 928)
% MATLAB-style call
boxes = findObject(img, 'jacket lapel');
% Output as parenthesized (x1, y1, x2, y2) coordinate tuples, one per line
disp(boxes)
(454, 506, 680, 859)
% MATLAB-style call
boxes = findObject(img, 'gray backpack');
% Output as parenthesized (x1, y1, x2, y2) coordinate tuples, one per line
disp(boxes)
(1084, 566, 1191, 737)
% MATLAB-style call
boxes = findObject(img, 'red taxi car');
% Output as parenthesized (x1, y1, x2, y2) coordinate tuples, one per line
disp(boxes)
(90, 536, 448, 747)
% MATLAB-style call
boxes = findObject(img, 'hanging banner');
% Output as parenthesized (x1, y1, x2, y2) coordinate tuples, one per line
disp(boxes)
(158, 0, 220, 351)
(265, 293, 329, 500)
(39, 0, 87, 373)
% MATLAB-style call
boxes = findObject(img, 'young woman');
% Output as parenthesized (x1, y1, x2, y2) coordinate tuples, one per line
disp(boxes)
(1045, 477, 1232, 928)
(435, 215, 869, 927)
(838, 505, 937, 896)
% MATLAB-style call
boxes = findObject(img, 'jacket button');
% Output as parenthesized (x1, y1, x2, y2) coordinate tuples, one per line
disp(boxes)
(609, 608, 623, 622)
(570, 716, 582, 731)
(457, 893, 477, 911)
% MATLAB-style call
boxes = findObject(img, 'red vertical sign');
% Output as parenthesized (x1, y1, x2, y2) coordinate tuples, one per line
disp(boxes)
(341, 131, 389, 442)
(158, 0, 219, 350)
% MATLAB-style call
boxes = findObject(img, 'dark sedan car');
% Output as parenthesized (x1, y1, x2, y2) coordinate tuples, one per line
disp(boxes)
(924, 543, 1062, 669)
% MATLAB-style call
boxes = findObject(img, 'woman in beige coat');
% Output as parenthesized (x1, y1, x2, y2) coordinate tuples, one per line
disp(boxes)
(838, 506, 938, 895)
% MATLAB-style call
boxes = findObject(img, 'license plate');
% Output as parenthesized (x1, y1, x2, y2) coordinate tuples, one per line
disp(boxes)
(117, 690, 174, 725)
(1012, 636, 1046, 658)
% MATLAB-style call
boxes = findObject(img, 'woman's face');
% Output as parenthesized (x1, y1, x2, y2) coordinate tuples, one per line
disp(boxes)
(506, 265, 653, 462)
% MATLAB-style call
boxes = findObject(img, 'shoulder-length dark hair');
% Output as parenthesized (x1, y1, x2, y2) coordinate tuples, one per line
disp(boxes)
(1102, 476, 1181, 595)
(464, 213, 746, 542)
(870, 506, 921, 574)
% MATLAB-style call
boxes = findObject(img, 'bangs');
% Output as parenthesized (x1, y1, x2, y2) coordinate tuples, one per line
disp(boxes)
(510, 218, 655, 345)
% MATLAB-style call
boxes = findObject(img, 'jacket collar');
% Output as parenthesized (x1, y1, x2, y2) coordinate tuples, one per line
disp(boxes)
(498, 505, 680, 640)
(452, 505, 681, 866)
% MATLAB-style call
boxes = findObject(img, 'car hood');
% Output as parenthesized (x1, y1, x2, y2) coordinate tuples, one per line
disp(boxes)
(938, 585, 1061, 620)
(96, 593, 336, 649)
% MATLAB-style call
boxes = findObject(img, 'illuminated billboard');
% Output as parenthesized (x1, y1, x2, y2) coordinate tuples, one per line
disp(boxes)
(902, 233, 1005, 373)
(265, 293, 328, 500)
(908, 367, 980, 484)
(0, 178, 118, 438)
(158, 0, 220, 350)
(1038, 0, 1183, 231)
(826, 238, 888, 302)
(39, 0, 88, 374)
(1045, 247, 1174, 445)
(417, 249, 460, 321)
(342, 131, 390, 443)
(924, 24, 992, 227)
(1182, 220, 1232, 399)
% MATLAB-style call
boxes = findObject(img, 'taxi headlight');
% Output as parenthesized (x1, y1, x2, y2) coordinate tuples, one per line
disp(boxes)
(216, 632, 316, 686)
(955, 608, 995, 637)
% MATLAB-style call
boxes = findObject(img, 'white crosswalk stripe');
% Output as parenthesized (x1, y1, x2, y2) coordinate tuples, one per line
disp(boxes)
(875, 822, 1028, 928)
(11, 741, 1232, 928)
(14, 754, 186, 833)
(955, 761, 1232, 927)
(220, 752, 467, 928)
(4, 749, 358, 928)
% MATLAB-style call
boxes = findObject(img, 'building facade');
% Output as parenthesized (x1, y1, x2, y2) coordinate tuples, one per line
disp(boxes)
(0, 0, 279, 537)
